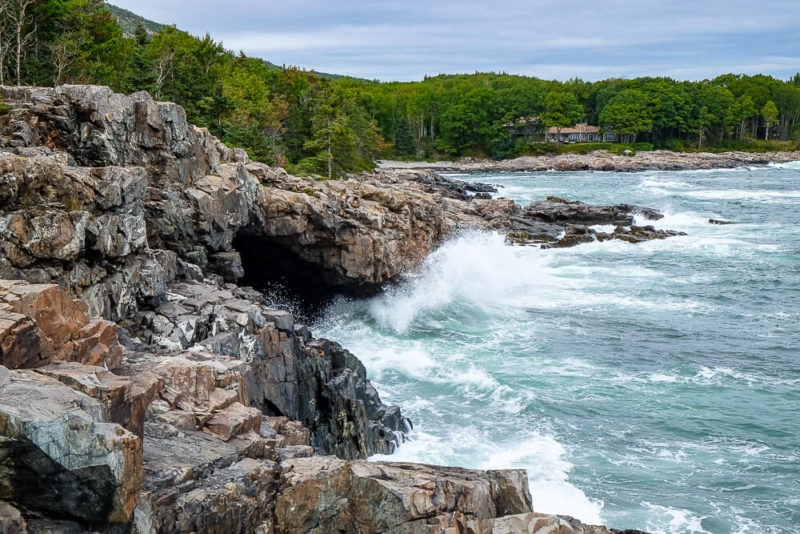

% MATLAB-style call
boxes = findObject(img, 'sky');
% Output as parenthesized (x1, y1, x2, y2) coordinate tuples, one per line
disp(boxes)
(111, 0, 800, 82)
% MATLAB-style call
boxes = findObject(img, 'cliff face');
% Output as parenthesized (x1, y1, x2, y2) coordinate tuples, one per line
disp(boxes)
(0, 86, 647, 533)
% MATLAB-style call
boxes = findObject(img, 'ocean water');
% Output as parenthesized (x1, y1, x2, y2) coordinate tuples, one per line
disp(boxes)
(312, 162, 800, 534)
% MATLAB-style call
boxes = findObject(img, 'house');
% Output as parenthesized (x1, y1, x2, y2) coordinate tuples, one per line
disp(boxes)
(545, 123, 618, 143)
(506, 117, 618, 143)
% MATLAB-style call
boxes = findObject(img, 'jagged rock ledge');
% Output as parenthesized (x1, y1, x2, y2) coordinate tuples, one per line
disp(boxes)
(379, 149, 800, 173)
(0, 85, 654, 533)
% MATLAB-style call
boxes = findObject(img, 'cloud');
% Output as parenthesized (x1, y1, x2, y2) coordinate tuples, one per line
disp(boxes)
(111, 0, 800, 81)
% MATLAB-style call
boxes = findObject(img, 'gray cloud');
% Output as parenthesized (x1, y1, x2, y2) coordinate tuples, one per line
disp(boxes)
(111, 0, 800, 81)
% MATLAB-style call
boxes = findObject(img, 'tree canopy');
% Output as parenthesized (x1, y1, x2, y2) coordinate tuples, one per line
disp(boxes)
(598, 89, 653, 143)
(2, 0, 799, 173)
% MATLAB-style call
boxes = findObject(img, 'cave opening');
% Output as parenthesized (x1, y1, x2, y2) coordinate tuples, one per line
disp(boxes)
(233, 233, 346, 320)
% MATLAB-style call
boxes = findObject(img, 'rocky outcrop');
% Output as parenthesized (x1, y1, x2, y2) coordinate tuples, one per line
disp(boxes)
(0, 85, 651, 532)
(379, 149, 800, 173)
(131, 281, 406, 458)
(247, 166, 451, 293)
(242, 167, 682, 294)
(274, 457, 531, 533)
(274, 458, 640, 534)
(0, 85, 255, 320)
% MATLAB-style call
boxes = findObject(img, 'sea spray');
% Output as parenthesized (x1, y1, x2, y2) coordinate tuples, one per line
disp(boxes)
(366, 230, 552, 333)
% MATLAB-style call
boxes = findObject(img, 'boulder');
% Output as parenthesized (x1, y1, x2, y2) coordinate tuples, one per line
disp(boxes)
(274, 457, 532, 533)
(34, 361, 159, 438)
(0, 368, 141, 523)
(204, 402, 262, 441)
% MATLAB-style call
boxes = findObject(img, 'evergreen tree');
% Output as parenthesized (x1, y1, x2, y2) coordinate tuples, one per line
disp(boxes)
(120, 24, 155, 94)
(393, 117, 415, 156)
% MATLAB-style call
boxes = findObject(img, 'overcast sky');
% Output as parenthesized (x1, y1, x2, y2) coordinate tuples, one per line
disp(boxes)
(111, 0, 800, 82)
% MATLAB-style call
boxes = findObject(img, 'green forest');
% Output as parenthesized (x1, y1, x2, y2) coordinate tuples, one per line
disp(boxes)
(2, 0, 800, 176)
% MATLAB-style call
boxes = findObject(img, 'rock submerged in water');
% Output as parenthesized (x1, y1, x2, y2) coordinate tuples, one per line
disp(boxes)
(0, 84, 650, 532)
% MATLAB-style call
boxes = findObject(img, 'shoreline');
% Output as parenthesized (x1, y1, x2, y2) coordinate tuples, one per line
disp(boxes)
(379, 149, 800, 173)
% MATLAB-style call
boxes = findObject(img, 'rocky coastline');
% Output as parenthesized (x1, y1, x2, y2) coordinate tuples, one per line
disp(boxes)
(379, 149, 800, 173)
(0, 85, 661, 533)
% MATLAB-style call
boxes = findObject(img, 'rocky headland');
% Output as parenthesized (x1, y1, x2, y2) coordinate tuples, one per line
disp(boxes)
(380, 149, 800, 173)
(0, 85, 661, 533)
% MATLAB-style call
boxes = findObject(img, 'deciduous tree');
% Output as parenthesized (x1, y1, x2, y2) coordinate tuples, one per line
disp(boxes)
(541, 91, 584, 144)
(761, 100, 779, 140)
(598, 89, 653, 143)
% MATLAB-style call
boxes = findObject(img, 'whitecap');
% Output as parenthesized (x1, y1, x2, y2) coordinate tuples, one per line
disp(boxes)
(649, 373, 680, 383)
(767, 160, 800, 169)
(642, 503, 710, 534)
(682, 189, 800, 201)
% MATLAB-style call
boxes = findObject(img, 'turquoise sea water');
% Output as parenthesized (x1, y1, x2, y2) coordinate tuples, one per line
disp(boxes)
(313, 162, 800, 533)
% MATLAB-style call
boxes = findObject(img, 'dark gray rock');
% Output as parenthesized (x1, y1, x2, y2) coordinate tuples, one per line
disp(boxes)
(0, 370, 141, 524)
(132, 281, 407, 459)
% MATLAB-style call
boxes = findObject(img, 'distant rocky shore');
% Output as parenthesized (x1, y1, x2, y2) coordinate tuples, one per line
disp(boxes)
(0, 85, 655, 533)
(380, 149, 800, 173)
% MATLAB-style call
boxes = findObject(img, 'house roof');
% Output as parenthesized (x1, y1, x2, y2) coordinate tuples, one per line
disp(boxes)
(546, 123, 600, 134)
(506, 117, 608, 134)
(505, 115, 541, 127)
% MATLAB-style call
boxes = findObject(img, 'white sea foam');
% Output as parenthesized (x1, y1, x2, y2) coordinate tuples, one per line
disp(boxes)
(682, 189, 800, 201)
(589, 224, 617, 233)
(639, 178, 696, 191)
(672, 166, 753, 174)
(648, 373, 680, 383)
(363, 230, 713, 325)
(366, 231, 552, 332)
(482, 435, 605, 524)
(767, 160, 800, 169)
(634, 210, 712, 229)
(643, 503, 710, 534)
